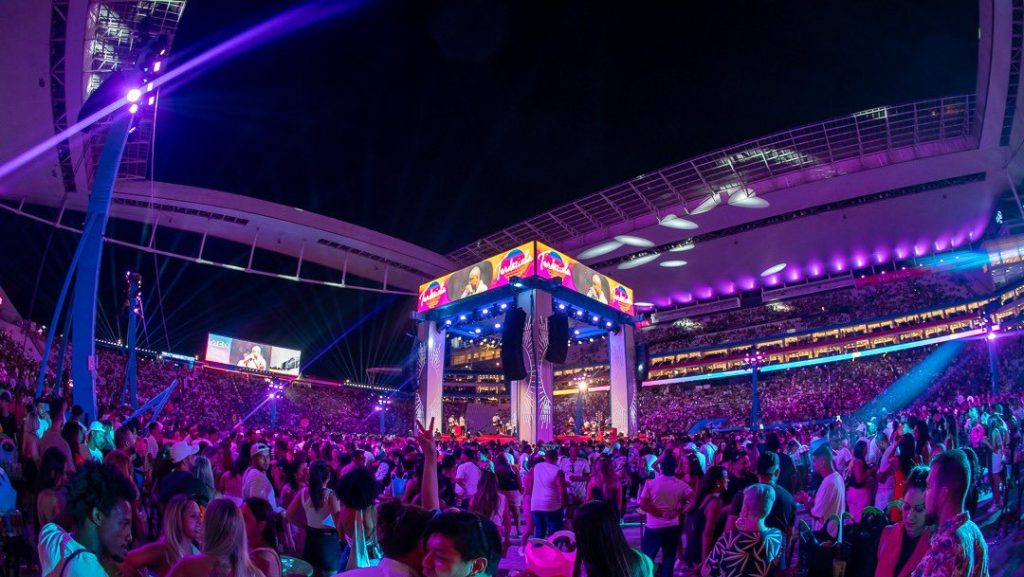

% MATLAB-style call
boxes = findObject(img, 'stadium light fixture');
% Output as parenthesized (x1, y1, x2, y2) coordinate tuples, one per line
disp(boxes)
(760, 263, 787, 277)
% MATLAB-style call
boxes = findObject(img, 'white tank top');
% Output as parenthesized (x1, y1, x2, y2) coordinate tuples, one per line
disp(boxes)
(531, 462, 563, 512)
(302, 487, 335, 529)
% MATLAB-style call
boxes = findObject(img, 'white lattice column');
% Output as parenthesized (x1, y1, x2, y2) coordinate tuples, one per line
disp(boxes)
(608, 324, 637, 436)
(513, 290, 554, 444)
(417, 320, 445, 434)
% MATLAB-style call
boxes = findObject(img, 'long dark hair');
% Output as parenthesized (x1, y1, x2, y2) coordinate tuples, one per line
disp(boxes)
(37, 447, 67, 491)
(231, 442, 252, 477)
(898, 434, 917, 476)
(693, 465, 727, 509)
(470, 471, 499, 520)
(573, 500, 648, 577)
(244, 497, 278, 550)
(309, 460, 331, 510)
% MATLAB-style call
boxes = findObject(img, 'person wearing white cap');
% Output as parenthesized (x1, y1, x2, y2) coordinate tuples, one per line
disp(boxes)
(243, 443, 283, 514)
(158, 439, 202, 505)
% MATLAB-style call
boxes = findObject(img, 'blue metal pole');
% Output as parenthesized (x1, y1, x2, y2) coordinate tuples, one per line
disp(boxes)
(750, 367, 760, 429)
(70, 113, 133, 423)
(36, 215, 97, 398)
(988, 339, 998, 395)
(52, 305, 74, 396)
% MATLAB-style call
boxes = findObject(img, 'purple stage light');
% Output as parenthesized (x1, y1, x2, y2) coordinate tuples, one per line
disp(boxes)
(128, 103, 139, 114)
(126, 88, 142, 103)
(809, 263, 823, 277)
(987, 332, 997, 342)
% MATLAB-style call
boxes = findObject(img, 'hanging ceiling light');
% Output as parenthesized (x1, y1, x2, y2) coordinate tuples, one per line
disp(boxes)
(669, 240, 695, 252)
(690, 193, 721, 215)
(617, 253, 660, 270)
(658, 214, 699, 230)
(614, 235, 655, 248)
(727, 187, 770, 208)
(578, 240, 624, 260)
(659, 260, 688, 268)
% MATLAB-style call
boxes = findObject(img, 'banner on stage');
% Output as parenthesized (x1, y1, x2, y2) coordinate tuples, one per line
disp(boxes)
(535, 242, 634, 315)
(204, 333, 302, 375)
(417, 242, 536, 312)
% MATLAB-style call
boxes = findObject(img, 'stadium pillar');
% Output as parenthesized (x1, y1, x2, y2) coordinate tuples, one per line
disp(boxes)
(988, 338, 999, 394)
(70, 113, 134, 422)
(417, 320, 445, 435)
(511, 290, 554, 444)
(608, 324, 637, 437)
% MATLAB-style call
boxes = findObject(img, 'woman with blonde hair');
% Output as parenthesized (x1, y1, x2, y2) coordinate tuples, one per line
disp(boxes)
(122, 494, 203, 577)
(167, 498, 265, 577)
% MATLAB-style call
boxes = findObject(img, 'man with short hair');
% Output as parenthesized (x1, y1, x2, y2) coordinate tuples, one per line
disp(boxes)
(911, 450, 989, 577)
(639, 455, 693, 577)
(455, 447, 483, 507)
(38, 462, 137, 576)
(765, 432, 796, 494)
(756, 452, 796, 575)
(796, 443, 845, 531)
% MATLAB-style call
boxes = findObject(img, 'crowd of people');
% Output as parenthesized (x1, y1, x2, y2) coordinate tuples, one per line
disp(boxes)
(0, 320, 1013, 577)
(641, 270, 982, 356)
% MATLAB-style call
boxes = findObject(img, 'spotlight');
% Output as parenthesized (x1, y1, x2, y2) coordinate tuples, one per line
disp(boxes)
(605, 321, 613, 328)
(474, 328, 482, 334)
(494, 323, 502, 330)
(482, 308, 490, 315)
(459, 314, 467, 322)
(444, 319, 452, 326)
(592, 315, 599, 323)
(558, 303, 566, 311)
(153, 61, 162, 72)
(500, 303, 508, 310)
(574, 329, 580, 336)
(128, 103, 139, 114)
(126, 88, 142, 103)
(576, 310, 584, 318)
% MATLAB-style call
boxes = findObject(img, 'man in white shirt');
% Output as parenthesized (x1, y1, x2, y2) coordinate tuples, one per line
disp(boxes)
(796, 443, 846, 531)
(830, 434, 853, 478)
(559, 446, 591, 521)
(454, 448, 483, 507)
(38, 462, 137, 577)
(242, 443, 283, 513)
(639, 455, 693, 577)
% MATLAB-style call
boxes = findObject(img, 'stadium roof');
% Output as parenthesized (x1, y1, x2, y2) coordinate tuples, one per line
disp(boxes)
(1, 0, 1023, 305)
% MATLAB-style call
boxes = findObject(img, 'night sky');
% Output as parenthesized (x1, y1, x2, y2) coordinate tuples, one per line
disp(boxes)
(0, 0, 979, 381)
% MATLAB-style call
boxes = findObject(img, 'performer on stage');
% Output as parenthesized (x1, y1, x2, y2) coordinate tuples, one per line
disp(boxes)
(236, 345, 267, 371)
(586, 274, 608, 304)
(460, 266, 489, 298)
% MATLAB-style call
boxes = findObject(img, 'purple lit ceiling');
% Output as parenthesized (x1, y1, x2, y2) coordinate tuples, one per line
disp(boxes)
(574, 154, 1002, 308)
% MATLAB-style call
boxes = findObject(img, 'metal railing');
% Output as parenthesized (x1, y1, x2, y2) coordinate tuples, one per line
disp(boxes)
(448, 94, 979, 265)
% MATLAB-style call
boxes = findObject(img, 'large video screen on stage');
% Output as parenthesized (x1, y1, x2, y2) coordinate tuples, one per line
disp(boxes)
(417, 242, 536, 312)
(204, 334, 302, 375)
(535, 242, 635, 315)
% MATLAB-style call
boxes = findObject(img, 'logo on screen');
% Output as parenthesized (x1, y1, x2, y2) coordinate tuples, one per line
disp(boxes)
(419, 280, 447, 309)
(612, 285, 633, 311)
(498, 248, 532, 279)
(539, 250, 571, 278)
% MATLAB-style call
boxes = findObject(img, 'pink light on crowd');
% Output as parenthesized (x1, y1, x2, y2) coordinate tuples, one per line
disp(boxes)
(740, 277, 757, 291)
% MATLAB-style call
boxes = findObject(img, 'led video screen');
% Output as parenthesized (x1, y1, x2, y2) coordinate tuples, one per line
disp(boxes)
(417, 242, 536, 312)
(204, 333, 302, 375)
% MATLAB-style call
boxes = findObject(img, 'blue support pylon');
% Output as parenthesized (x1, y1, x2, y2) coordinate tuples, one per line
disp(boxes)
(69, 113, 134, 422)
(119, 273, 143, 409)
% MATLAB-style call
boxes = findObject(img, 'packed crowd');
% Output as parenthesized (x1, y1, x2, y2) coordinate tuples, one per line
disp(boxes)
(641, 270, 983, 356)
(0, 322, 1012, 577)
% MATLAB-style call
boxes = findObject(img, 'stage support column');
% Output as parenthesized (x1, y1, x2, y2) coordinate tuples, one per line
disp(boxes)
(417, 320, 445, 435)
(513, 290, 554, 444)
(608, 324, 637, 437)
